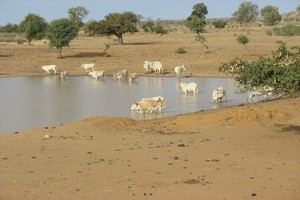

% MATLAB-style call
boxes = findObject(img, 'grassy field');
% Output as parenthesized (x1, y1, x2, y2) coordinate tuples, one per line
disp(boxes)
(0, 27, 299, 77)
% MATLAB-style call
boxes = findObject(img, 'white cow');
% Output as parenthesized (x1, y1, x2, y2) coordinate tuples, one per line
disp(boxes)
(60, 70, 70, 80)
(174, 65, 186, 77)
(150, 61, 163, 74)
(88, 70, 105, 79)
(140, 96, 166, 110)
(180, 82, 198, 95)
(81, 63, 95, 72)
(113, 69, 128, 80)
(41, 64, 57, 75)
(130, 99, 165, 114)
(212, 87, 226, 102)
(143, 61, 151, 73)
(128, 72, 138, 82)
(248, 86, 274, 103)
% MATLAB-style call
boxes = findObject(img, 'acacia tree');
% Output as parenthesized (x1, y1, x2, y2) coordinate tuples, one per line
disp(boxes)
(96, 12, 138, 45)
(261, 5, 281, 26)
(68, 6, 89, 29)
(219, 41, 300, 97)
(232, 1, 259, 27)
(47, 18, 78, 59)
(19, 13, 48, 45)
(186, 3, 208, 34)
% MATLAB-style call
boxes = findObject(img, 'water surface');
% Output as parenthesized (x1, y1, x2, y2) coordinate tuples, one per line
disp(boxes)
(0, 76, 248, 134)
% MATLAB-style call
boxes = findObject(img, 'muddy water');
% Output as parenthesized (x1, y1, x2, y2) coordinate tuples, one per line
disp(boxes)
(0, 76, 248, 134)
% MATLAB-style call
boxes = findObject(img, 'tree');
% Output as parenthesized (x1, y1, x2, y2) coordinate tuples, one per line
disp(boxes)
(142, 20, 168, 36)
(261, 5, 281, 26)
(236, 35, 249, 50)
(142, 20, 155, 33)
(83, 20, 100, 36)
(219, 41, 300, 97)
(186, 3, 208, 34)
(232, 1, 259, 27)
(0, 23, 19, 33)
(47, 18, 78, 59)
(19, 13, 48, 45)
(297, 5, 300, 12)
(68, 6, 89, 29)
(195, 35, 210, 53)
(95, 12, 138, 45)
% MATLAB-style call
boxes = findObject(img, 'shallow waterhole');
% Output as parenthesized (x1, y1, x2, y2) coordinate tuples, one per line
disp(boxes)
(0, 76, 250, 134)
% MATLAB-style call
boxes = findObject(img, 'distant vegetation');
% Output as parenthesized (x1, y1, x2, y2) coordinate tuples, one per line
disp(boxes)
(141, 20, 168, 35)
(211, 20, 227, 28)
(273, 25, 300, 36)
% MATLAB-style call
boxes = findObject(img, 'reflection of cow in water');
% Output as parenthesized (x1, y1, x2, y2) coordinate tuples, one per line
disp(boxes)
(248, 86, 274, 103)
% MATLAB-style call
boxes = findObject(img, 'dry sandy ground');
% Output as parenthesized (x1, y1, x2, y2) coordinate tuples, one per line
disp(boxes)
(0, 29, 299, 199)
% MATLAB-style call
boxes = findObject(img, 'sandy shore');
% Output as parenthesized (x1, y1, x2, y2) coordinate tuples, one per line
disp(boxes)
(0, 31, 299, 199)
(0, 97, 299, 200)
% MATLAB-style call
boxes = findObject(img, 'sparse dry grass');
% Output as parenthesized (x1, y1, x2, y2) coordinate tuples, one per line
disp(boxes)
(0, 28, 299, 77)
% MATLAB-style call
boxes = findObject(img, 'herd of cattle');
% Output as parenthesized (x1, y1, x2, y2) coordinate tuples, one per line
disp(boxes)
(41, 62, 275, 114)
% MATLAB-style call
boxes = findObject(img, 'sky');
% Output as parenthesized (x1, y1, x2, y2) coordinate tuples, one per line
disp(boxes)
(0, 0, 299, 25)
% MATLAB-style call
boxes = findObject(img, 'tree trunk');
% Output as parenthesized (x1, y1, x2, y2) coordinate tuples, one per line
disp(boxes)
(118, 37, 123, 45)
(117, 34, 123, 45)
(57, 48, 63, 59)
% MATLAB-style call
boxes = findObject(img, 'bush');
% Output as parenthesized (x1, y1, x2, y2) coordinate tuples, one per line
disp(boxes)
(212, 20, 227, 28)
(219, 41, 300, 97)
(273, 25, 300, 36)
(236, 35, 249, 49)
(175, 47, 186, 54)
(142, 21, 168, 36)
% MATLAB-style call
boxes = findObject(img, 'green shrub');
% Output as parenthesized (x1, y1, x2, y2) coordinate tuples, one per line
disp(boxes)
(175, 47, 186, 54)
(212, 20, 227, 28)
(219, 41, 300, 97)
(236, 35, 249, 49)
(273, 25, 300, 36)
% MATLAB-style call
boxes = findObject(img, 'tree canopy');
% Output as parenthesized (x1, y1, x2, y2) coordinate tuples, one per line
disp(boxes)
(19, 13, 48, 45)
(141, 20, 168, 36)
(0, 23, 19, 33)
(232, 1, 259, 27)
(68, 6, 89, 29)
(94, 11, 139, 45)
(261, 5, 281, 26)
(47, 18, 78, 58)
(219, 41, 300, 98)
(186, 3, 208, 34)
